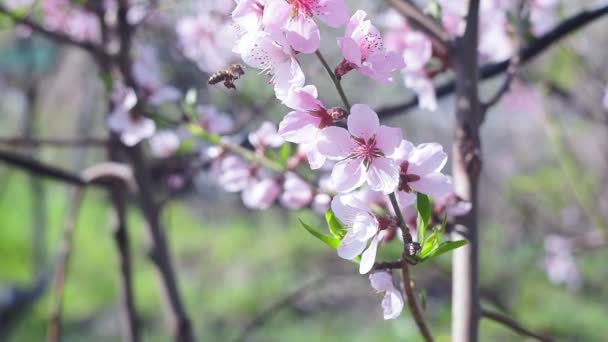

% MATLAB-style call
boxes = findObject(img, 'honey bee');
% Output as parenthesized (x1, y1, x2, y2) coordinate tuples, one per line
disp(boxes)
(208, 64, 245, 90)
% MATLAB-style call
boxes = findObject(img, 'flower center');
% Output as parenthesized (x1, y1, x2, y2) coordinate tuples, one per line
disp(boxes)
(290, 0, 317, 17)
(352, 136, 382, 165)
(398, 161, 420, 192)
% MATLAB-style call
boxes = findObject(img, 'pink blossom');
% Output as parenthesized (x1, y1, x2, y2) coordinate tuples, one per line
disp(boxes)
(335, 10, 405, 84)
(294, 142, 327, 170)
(262, 0, 349, 53)
(383, 14, 437, 111)
(317, 104, 402, 194)
(280, 173, 313, 209)
(249, 121, 284, 149)
(149, 130, 180, 158)
(541, 235, 581, 290)
(278, 85, 344, 169)
(217, 156, 252, 192)
(312, 193, 331, 214)
(232, 0, 269, 33)
(133, 46, 181, 106)
(530, 0, 559, 36)
(236, 30, 304, 101)
(198, 105, 234, 135)
(369, 271, 404, 320)
(478, 1, 513, 62)
(331, 194, 388, 274)
(176, 13, 236, 73)
(42, 0, 100, 43)
(214, 155, 281, 209)
(390, 140, 453, 203)
(242, 176, 281, 209)
(107, 86, 156, 147)
(434, 193, 472, 219)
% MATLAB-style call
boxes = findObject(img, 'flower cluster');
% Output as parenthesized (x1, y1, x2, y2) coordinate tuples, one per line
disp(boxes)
(176, 2, 238, 73)
(41, 0, 102, 43)
(107, 0, 474, 321)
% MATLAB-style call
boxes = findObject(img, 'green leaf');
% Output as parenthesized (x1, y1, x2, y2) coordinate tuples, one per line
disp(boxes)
(325, 210, 346, 238)
(420, 240, 467, 261)
(419, 228, 441, 258)
(299, 219, 340, 249)
(416, 193, 431, 243)
(279, 143, 292, 163)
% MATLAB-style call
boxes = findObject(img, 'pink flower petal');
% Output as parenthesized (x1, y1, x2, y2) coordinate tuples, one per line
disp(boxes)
(382, 288, 404, 320)
(317, 126, 353, 159)
(331, 194, 361, 227)
(411, 173, 453, 198)
(286, 17, 320, 53)
(390, 139, 415, 161)
(337, 231, 368, 260)
(367, 157, 399, 194)
(347, 104, 379, 140)
(375, 126, 403, 155)
(360, 233, 381, 274)
(409, 143, 448, 175)
(278, 111, 321, 143)
(303, 142, 327, 170)
(283, 85, 322, 111)
(351, 212, 378, 241)
(315, 0, 349, 27)
(331, 158, 366, 193)
(338, 37, 362, 66)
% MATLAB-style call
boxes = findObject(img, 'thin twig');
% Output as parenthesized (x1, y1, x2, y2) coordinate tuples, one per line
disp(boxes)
(47, 188, 86, 342)
(234, 276, 326, 342)
(377, 3, 608, 118)
(481, 309, 553, 342)
(388, 193, 433, 342)
(385, 0, 449, 55)
(0, 137, 108, 148)
(315, 50, 351, 109)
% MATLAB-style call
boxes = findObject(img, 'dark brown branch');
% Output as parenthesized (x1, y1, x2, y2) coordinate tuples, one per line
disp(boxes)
(0, 149, 136, 190)
(377, 3, 608, 118)
(110, 2, 195, 339)
(47, 188, 85, 342)
(388, 194, 433, 342)
(0, 137, 108, 148)
(481, 309, 553, 342)
(385, 0, 449, 55)
(234, 276, 326, 342)
(109, 180, 141, 342)
(0, 4, 108, 57)
(373, 260, 403, 270)
(0, 149, 88, 187)
(124, 144, 195, 342)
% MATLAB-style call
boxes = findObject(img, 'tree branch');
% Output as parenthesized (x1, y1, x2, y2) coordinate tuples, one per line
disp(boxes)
(451, 0, 482, 340)
(385, 0, 449, 56)
(377, 3, 608, 118)
(0, 137, 108, 148)
(481, 309, 553, 342)
(388, 193, 433, 342)
(108, 180, 141, 342)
